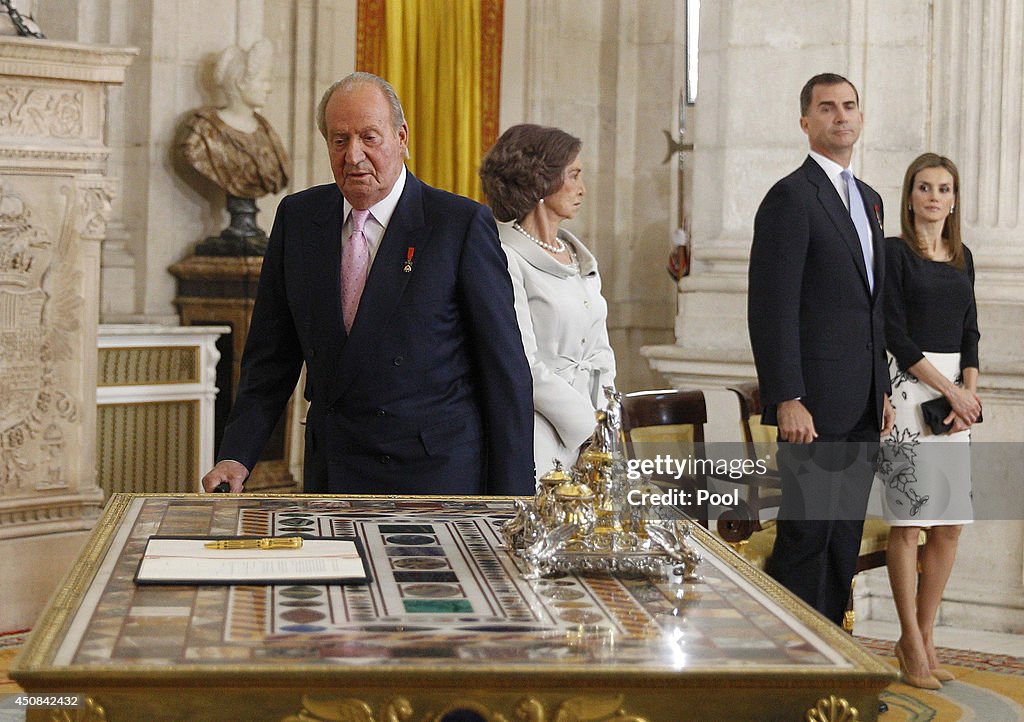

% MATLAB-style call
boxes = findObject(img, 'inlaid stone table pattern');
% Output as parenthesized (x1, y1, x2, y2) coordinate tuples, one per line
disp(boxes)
(12, 494, 894, 721)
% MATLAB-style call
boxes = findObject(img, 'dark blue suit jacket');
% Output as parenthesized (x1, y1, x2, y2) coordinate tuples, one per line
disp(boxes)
(218, 172, 535, 495)
(748, 156, 889, 435)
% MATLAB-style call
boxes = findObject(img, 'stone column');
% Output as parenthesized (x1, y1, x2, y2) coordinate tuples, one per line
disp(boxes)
(0, 36, 135, 631)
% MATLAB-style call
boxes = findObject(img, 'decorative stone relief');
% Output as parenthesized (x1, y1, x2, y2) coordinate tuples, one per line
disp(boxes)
(0, 83, 83, 138)
(1, 34, 134, 632)
(0, 178, 79, 494)
(75, 180, 115, 242)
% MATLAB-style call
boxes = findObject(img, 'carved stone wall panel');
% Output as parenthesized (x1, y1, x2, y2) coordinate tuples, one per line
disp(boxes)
(0, 77, 105, 147)
(0, 175, 87, 498)
(75, 178, 115, 242)
(0, 84, 84, 140)
(0, 37, 134, 629)
(0, 39, 135, 179)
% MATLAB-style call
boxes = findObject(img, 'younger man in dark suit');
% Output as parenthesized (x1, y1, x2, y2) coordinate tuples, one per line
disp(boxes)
(747, 73, 894, 625)
(202, 73, 534, 497)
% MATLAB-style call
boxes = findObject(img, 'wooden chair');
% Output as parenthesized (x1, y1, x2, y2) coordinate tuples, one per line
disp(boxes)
(619, 389, 709, 527)
(715, 382, 782, 556)
(716, 381, 909, 633)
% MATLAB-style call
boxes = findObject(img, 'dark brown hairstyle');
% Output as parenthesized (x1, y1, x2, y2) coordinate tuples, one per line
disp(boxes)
(479, 124, 582, 222)
(899, 152, 965, 268)
(799, 73, 859, 116)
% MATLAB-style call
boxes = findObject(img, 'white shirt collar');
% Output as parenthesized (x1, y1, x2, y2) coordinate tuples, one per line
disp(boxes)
(808, 150, 853, 209)
(343, 164, 407, 230)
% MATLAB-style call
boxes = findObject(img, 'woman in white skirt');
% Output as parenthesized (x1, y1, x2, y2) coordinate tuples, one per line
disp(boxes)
(879, 153, 981, 688)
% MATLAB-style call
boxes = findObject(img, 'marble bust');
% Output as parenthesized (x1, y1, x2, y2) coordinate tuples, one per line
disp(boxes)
(179, 39, 289, 255)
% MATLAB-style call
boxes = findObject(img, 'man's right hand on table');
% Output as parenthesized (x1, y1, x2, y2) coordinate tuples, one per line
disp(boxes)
(201, 460, 249, 493)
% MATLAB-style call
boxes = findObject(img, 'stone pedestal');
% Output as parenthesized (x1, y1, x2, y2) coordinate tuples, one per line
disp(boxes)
(169, 255, 299, 492)
(0, 36, 136, 631)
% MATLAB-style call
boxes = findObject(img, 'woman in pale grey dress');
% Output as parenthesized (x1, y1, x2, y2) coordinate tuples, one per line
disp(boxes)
(879, 153, 981, 688)
(479, 125, 616, 482)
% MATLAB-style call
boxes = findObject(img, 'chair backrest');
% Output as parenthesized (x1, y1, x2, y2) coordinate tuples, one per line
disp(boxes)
(620, 388, 707, 458)
(619, 389, 709, 527)
(728, 381, 779, 458)
(730, 379, 760, 426)
(729, 381, 761, 450)
(716, 382, 783, 541)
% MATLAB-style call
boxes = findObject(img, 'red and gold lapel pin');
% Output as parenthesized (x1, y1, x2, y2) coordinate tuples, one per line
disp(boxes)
(403, 247, 415, 273)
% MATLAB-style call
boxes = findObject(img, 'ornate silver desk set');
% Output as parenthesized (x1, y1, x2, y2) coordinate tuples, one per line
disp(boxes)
(502, 388, 702, 582)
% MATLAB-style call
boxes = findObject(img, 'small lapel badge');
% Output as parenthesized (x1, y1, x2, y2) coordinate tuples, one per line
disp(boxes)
(403, 247, 415, 273)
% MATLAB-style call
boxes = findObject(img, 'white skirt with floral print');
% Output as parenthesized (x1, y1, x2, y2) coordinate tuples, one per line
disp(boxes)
(877, 351, 973, 526)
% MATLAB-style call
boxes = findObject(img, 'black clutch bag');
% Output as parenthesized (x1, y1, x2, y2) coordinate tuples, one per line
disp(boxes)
(920, 396, 982, 435)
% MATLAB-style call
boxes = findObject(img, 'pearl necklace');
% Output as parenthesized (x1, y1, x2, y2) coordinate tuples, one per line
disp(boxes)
(513, 222, 566, 254)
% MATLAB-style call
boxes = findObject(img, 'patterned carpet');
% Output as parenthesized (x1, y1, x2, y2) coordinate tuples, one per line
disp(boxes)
(2, 630, 1022, 720)
(856, 636, 1024, 721)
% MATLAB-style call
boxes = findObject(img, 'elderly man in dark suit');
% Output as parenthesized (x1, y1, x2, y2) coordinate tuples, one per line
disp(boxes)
(747, 73, 894, 625)
(202, 72, 534, 496)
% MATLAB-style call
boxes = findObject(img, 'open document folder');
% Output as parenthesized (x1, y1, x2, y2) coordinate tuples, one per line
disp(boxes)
(134, 536, 371, 585)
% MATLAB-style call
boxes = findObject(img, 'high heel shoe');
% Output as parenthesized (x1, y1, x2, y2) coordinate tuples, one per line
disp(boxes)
(895, 644, 942, 690)
(931, 667, 956, 682)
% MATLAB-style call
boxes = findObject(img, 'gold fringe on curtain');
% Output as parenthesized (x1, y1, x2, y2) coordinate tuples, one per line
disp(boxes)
(356, 0, 386, 76)
(479, 0, 503, 155)
(355, 0, 502, 201)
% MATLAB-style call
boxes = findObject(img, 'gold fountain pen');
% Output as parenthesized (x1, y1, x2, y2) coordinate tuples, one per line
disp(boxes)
(203, 537, 303, 550)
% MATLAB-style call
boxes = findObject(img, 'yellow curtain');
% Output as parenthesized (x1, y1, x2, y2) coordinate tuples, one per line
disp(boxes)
(358, 0, 499, 202)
